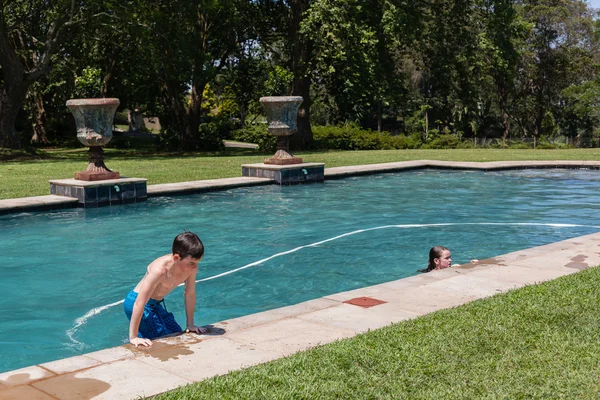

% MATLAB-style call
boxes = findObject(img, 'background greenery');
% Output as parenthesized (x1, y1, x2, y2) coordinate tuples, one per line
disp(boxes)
(2, 0, 600, 151)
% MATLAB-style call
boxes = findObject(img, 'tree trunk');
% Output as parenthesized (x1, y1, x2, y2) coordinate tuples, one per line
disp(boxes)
(502, 112, 510, 149)
(424, 109, 429, 142)
(377, 100, 382, 133)
(534, 109, 544, 150)
(29, 91, 48, 144)
(288, 0, 313, 150)
(162, 80, 188, 149)
(181, 82, 205, 149)
(0, 88, 26, 149)
(239, 104, 247, 126)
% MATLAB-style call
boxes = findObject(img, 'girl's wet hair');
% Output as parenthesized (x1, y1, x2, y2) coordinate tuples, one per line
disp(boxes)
(427, 246, 449, 272)
(172, 231, 204, 259)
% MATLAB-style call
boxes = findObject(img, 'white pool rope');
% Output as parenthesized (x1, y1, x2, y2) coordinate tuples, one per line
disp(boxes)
(66, 222, 600, 346)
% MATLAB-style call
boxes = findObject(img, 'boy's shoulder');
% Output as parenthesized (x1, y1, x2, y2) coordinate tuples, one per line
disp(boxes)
(147, 254, 172, 275)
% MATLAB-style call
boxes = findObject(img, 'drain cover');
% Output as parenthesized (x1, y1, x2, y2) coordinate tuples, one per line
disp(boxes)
(343, 296, 387, 308)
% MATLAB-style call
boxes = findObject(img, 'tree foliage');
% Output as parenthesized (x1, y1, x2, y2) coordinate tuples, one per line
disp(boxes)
(1, 0, 599, 150)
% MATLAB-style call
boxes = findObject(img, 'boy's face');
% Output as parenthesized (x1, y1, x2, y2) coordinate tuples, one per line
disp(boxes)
(174, 254, 201, 269)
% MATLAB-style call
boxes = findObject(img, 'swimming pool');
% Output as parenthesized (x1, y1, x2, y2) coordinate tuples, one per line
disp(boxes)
(1, 168, 600, 373)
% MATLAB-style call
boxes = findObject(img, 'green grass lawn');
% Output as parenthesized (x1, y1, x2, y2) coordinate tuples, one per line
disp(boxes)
(154, 267, 600, 399)
(1, 146, 600, 199)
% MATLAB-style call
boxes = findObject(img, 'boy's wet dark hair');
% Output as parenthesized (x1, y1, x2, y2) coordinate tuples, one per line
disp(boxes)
(172, 231, 204, 260)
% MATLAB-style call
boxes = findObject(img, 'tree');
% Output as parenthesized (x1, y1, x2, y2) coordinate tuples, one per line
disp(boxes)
(251, 0, 314, 149)
(514, 0, 597, 147)
(134, 0, 245, 150)
(0, 0, 114, 148)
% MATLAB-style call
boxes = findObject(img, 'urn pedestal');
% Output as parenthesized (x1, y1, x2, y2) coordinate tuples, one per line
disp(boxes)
(50, 98, 148, 207)
(242, 96, 324, 184)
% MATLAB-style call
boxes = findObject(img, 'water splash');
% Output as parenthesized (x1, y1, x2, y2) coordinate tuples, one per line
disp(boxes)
(66, 299, 125, 348)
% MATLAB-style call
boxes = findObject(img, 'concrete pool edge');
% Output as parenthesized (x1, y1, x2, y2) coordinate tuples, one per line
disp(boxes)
(1, 231, 599, 399)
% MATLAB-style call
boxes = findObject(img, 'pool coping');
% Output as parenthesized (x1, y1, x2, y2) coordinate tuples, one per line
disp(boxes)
(1, 232, 599, 399)
(2, 160, 600, 215)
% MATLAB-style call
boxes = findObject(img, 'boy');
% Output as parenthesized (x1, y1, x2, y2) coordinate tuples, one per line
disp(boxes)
(124, 231, 207, 347)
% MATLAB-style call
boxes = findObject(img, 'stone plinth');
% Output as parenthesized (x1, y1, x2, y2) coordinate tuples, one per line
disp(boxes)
(50, 177, 147, 208)
(242, 163, 324, 185)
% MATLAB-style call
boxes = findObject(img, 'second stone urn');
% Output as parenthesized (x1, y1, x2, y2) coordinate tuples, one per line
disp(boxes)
(66, 98, 120, 181)
(260, 96, 303, 165)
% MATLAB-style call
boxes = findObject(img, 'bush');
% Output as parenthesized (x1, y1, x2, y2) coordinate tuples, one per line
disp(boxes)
(390, 133, 423, 149)
(114, 110, 129, 125)
(157, 117, 229, 151)
(232, 124, 276, 152)
(536, 141, 558, 149)
(422, 134, 462, 149)
(507, 140, 532, 149)
(313, 125, 411, 150)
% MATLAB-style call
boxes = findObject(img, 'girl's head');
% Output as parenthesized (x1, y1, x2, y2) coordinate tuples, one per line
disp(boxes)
(428, 246, 451, 271)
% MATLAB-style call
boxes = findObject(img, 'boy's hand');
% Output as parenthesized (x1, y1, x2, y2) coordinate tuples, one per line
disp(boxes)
(130, 337, 152, 347)
(186, 325, 207, 334)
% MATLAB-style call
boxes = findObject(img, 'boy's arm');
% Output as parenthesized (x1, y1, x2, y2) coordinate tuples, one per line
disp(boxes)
(129, 270, 162, 347)
(184, 271, 206, 334)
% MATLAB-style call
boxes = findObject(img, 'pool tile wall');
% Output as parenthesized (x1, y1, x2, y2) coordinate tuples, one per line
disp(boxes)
(49, 178, 148, 208)
(242, 162, 325, 184)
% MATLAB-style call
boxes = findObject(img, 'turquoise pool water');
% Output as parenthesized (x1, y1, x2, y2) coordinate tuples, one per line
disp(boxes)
(1, 168, 600, 373)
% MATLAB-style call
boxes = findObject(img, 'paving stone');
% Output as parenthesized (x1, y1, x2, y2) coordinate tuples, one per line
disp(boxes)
(136, 337, 282, 382)
(0, 385, 56, 400)
(297, 303, 418, 333)
(211, 309, 293, 334)
(0, 366, 55, 386)
(324, 283, 400, 302)
(467, 264, 575, 285)
(367, 286, 478, 316)
(422, 274, 520, 298)
(85, 346, 136, 363)
(510, 250, 600, 271)
(226, 318, 356, 357)
(324, 269, 464, 303)
(148, 177, 271, 196)
(32, 359, 190, 400)
(269, 297, 341, 317)
(40, 355, 101, 374)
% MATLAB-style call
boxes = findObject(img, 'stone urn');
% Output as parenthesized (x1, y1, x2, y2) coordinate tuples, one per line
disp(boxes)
(260, 96, 303, 165)
(66, 98, 120, 181)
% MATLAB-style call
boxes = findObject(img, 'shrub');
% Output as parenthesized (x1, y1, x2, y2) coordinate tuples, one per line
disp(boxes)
(508, 140, 532, 149)
(390, 133, 423, 149)
(232, 124, 276, 152)
(536, 141, 557, 149)
(422, 134, 462, 149)
(313, 125, 408, 150)
(114, 110, 129, 125)
(157, 117, 228, 151)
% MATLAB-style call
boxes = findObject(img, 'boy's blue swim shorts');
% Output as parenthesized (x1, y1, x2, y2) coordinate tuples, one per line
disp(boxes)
(124, 290, 182, 339)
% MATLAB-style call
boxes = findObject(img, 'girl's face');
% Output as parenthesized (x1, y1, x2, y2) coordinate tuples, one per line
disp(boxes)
(434, 250, 452, 270)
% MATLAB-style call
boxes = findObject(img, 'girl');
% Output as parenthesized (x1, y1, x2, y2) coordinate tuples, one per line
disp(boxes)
(424, 246, 452, 272)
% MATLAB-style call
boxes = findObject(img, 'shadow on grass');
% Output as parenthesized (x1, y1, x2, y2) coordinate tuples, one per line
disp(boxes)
(0, 145, 275, 163)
